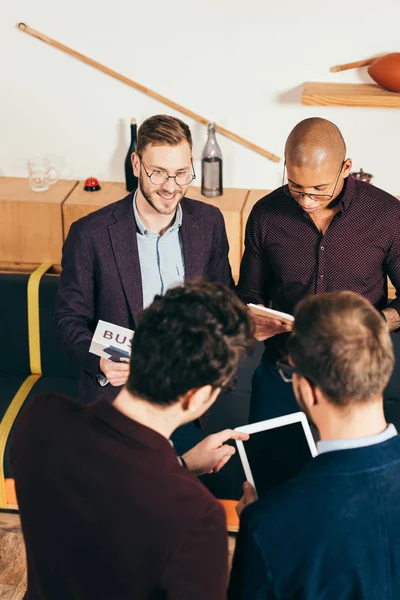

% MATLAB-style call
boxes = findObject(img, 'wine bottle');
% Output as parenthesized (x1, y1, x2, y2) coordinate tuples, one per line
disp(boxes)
(201, 122, 223, 198)
(124, 118, 138, 192)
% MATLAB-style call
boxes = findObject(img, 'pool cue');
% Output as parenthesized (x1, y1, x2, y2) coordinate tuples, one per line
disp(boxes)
(17, 23, 280, 163)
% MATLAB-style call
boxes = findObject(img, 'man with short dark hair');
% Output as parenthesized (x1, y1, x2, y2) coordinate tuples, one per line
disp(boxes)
(238, 117, 400, 422)
(54, 114, 233, 454)
(12, 281, 253, 600)
(229, 291, 400, 600)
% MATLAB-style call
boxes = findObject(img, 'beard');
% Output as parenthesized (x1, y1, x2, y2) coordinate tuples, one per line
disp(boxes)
(138, 174, 186, 216)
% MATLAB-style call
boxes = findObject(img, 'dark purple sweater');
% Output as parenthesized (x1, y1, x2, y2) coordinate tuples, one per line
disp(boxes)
(10, 394, 228, 599)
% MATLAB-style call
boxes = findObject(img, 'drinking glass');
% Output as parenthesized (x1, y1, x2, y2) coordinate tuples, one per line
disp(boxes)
(27, 157, 59, 192)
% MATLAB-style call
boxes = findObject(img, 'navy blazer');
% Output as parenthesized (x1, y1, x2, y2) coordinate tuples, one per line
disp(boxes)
(229, 435, 400, 600)
(54, 193, 233, 408)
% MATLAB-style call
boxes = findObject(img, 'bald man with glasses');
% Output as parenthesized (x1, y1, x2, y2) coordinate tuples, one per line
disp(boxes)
(237, 117, 400, 423)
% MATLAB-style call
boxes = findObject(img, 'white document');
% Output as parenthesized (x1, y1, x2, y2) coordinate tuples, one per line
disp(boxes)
(89, 320, 134, 362)
(247, 303, 294, 325)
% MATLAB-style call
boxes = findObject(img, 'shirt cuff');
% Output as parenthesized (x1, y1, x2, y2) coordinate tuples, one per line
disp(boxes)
(96, 374, 109, 386)
(179, 455, 188, 469)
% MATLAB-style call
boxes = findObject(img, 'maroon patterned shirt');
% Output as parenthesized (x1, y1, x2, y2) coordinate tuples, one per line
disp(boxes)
(237, 176, 400, 362)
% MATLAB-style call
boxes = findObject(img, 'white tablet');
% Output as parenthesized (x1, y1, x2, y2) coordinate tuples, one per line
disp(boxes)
(235, 412, 318, 498)
(247, 303, 294, 326)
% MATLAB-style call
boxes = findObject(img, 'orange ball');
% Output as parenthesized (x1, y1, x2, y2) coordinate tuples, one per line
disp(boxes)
(368, 53, 400, 93)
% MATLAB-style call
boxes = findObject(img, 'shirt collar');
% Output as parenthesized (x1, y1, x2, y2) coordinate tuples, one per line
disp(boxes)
(132, 190, 183, 236)
(317, 423, 398, 455)
(335, 174, 354, 214)
(169, 439, 183, 466)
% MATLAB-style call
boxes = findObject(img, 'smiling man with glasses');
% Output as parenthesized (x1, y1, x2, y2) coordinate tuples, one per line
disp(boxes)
(54, 115, 234, 455)
(237, 117, 400, 423)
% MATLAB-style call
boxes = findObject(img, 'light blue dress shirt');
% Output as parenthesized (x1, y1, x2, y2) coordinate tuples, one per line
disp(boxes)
(133, 192, 185, 309)
(317, 423, 398, 454)
(97, 193, 185, 386)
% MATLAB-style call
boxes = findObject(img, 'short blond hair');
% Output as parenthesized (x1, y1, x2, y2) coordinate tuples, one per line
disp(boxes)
(288, 291, 394, 405)
(137, 115, 192, 156)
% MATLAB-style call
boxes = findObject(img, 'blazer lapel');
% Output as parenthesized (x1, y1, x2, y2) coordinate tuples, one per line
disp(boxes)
(108, 196, 143, 321)
(181, 199, 205, 280)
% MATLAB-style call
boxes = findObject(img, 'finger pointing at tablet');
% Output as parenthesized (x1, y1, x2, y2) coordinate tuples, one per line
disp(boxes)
(181, 429, 250, 476)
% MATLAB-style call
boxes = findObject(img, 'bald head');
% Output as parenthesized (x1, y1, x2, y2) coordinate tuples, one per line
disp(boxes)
(285, 118, 346, 168)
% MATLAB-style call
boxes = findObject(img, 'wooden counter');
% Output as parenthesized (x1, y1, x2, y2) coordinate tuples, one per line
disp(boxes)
(241, 189, 271, 252)
(187, 187, 249, 280)
(64, 183, 249, 281)
(0, 175, 396, 300)
(0, 177, 77, 268)
(62, 181, 128, 239)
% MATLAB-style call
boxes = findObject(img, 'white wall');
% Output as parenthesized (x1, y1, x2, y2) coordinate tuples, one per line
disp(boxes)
(2, 0, 400, 194)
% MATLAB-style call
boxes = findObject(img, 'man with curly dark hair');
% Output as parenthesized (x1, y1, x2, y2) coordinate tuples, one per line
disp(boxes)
(12, 281, 253, 600)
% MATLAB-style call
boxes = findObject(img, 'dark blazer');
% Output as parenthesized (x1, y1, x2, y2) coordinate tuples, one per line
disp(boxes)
(54, 193, 233, 407)
(11, 394, 228, 600)
(229, 435, 400, 600)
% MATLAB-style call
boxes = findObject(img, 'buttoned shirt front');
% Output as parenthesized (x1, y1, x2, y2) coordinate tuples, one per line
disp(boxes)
(238, 176, 400, 362)
(133, 193, 185, 309)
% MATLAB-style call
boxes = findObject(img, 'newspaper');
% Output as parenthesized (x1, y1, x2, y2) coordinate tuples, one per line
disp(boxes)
(89, 320, 134, 362)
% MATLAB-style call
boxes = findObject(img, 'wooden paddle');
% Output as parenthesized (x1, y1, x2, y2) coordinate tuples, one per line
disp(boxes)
(17, 23, 280, 163)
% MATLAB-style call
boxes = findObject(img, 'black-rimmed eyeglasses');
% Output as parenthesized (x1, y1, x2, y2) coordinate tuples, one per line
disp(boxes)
(140, 158, 196, 187)
(282, 160, 345, 202)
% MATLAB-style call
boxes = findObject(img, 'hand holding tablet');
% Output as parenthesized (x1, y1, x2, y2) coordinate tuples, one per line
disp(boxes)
(247, 304, 294, 326)
(247, 304, 293, 341)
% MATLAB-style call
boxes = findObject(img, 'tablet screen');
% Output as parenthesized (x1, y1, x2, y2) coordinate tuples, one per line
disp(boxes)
(242, 422, 314, 497)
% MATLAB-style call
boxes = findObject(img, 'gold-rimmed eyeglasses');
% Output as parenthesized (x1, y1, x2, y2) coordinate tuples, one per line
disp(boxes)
(140, 158, 196, 187)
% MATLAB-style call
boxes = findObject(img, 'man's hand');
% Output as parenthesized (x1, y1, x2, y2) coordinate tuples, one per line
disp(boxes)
(250, 308, 292, 341)
(99, 357, 130, 387)
(382, 307, 400, 333)
(182, 429, 250, 476)
(236, 481, 257, 518)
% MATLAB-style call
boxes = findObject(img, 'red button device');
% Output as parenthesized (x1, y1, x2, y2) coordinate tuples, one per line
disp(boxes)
(84, 177, 101, 191)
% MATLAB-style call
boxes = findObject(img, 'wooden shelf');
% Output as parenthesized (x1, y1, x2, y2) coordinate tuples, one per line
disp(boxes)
(302, 82, 400, 108)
